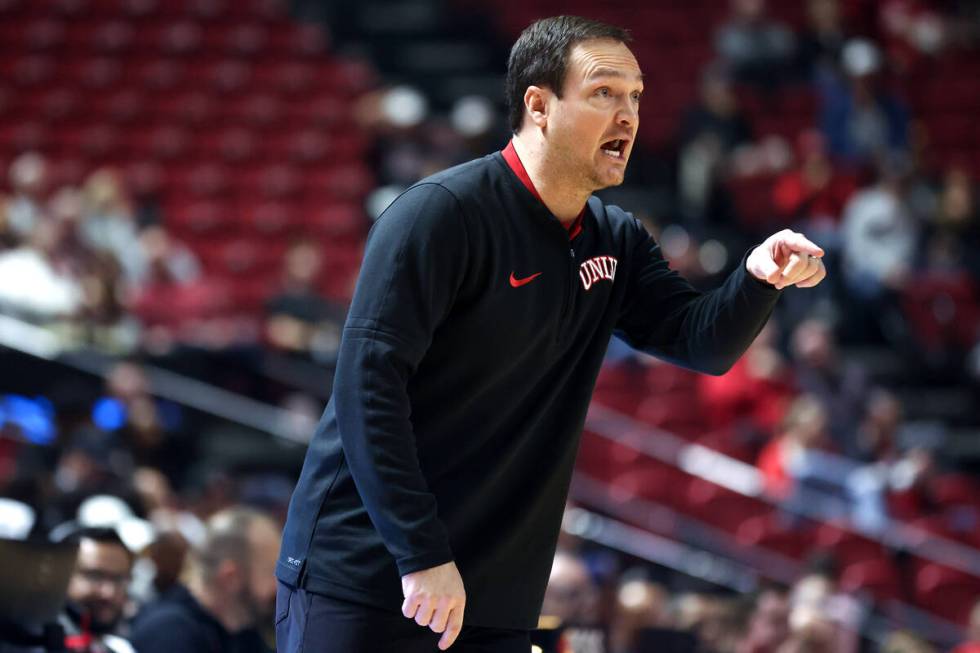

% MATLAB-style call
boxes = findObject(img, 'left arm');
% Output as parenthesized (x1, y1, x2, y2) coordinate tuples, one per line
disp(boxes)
(616, 227, 825, 375)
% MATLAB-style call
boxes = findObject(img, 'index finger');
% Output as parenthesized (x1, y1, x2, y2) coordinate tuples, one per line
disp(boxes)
(438, 604, 464, 650)
(779, 232, 824, 258)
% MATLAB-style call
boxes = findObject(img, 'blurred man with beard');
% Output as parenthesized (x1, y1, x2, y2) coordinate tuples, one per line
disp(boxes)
(60, 528, 137, 653)
(131, 508, 279, 653)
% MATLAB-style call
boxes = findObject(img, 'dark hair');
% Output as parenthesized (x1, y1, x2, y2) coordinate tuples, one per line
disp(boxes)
(505, 15, 632, 133)
(61, 526, 133, 560)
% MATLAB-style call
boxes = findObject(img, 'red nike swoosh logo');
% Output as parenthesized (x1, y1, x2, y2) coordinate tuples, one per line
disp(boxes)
(509, 271, 542, 287)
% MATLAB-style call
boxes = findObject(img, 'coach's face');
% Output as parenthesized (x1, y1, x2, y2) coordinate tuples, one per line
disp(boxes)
(550, 38, 642, 190)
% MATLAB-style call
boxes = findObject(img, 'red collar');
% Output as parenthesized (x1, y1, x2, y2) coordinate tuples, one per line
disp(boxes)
(502, 140, 584, 240)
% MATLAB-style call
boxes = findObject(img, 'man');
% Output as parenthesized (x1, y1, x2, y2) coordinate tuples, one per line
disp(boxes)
(277, 15, 826, 653)
(131, 508, 279, 653)
(59, 527, 137, 653)
(540, 551, 600, 627)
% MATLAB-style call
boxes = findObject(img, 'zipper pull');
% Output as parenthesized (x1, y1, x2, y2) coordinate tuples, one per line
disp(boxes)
(570, 248, 576, 258)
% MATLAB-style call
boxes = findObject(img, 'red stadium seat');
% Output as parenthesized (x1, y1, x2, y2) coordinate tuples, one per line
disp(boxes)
(167, 200, 240, 239)
(683, 478, 769, 533)
(840, 559, 902, 602)
(158, 20, 204, 57)
(305, 163, 374, 201)
(24, 18, 66, 52)
(221, 23, 268, 58)
(813, 523, 886, 568)
(152, 90, 215, 126)
(608, 467, 685, 509)
(735, 513, 811, 559)
(100, 89, 145, 124)
(90, 19, 135, 55)
(130, 125, 193, 163)
(235, 92, 284, 129)
(592, 361, 647, 415)
(242, 201, 300, 237)
(306, 202, 367, 242)
(931, 474, 980, 510)
(914, 563, 980, 625)
(9, 55, 56, 87)
(576, 431, 647, 480)
(134, 58, 187, 93)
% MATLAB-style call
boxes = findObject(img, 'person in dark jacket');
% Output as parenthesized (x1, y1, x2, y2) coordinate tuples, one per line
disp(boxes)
(277, 15, 827, 653)
(131, 508, 279, 653)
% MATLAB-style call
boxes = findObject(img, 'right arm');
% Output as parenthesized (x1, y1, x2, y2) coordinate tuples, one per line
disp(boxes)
(333, 183, 467, 648)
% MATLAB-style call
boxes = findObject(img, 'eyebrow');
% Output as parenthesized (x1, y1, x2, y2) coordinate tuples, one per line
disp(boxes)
(587, 67, 645, 82)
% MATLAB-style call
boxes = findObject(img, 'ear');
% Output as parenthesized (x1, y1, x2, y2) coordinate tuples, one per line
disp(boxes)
(523, 85, 551, 129)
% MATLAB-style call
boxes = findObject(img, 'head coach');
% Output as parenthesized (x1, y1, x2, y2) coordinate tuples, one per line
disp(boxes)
(275, 14, 826, 653)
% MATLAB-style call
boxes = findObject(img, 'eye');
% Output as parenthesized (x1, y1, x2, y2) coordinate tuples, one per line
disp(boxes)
(595, 87, 611, 98)
(631, 90, 643, 103)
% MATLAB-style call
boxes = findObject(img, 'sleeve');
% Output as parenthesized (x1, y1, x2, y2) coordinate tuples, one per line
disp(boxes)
(615, 219, 781, 376)
(333, 183, 467, 576)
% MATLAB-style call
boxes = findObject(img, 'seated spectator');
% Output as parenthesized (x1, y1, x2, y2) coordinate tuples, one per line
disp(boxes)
(133, 225, 200, 290)
(736, 586, 790, 653)
(58, 526, 137, 653)
(127, 225, 213, 349)
(921, 167, 979, 281)
(715, 0, 796, 88)
(757, 395, 856, 521)
(0, 193, 20, 250)
(78, 169, 146, 287)
(790, 317, 871, 458)
(264, 239, 345, 361)
(840, 156, 919, 343)
(699, 321, 796, 438)
(786, 570, 861, 653)
(91, 362, 188, 484)
(676, 66, 753, 220)
(673, 593, 747, 653)
(541, 550, 601, 627)
(131, 507, 279, 653)
(819, 39, 909, 167)
(6, 151, 48, 239)
(772, 130, 857, 240)
(609, 575, 671, 653)
(795, 0, 849, 81)
(0, 218, 84, 321)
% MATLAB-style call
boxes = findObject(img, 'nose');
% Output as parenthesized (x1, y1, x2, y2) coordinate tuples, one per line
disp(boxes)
(616, 97, 637, 129)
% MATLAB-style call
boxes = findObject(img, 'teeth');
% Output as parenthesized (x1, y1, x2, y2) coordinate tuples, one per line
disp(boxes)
(602, 149, 621, 158)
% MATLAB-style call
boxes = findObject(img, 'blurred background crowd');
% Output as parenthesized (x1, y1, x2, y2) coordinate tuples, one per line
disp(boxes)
(1, 0, 980, 651)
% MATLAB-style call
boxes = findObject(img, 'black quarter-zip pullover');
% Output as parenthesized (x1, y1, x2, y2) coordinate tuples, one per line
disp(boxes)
(277, 146, 782, 629)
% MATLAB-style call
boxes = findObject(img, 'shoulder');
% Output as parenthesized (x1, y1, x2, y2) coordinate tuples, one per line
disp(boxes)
(372, 161, 494, 244)
(589, 198, 648, 245)
(131, 601, 202, 644)
(415, 154, 499, 200)
(103, 634, 138, 653)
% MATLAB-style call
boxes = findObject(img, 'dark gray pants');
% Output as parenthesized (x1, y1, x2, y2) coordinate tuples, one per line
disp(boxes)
(275, 582, 531, 653)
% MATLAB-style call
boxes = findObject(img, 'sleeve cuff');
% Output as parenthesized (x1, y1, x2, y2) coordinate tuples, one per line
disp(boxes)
(395, 549, 456, 577)
(738, 249, 782, 295)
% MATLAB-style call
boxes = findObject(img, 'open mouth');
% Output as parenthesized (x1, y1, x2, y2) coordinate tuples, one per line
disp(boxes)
(600, 138, 627, 159)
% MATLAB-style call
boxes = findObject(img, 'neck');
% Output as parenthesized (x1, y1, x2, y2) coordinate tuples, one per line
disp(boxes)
(511, 132, 591, 223)
(188, 575, 250, 633)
